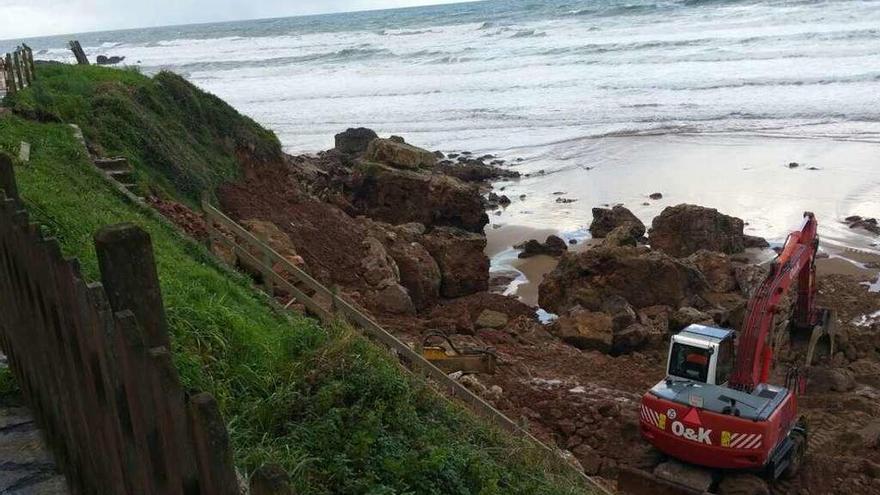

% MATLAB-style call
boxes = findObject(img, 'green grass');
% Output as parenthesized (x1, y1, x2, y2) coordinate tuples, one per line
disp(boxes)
(5, 63, 280, 205)
(0, 70, 591, 494)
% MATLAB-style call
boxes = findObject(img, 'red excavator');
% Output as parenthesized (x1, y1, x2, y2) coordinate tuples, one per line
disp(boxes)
(622, 212, 835, 495)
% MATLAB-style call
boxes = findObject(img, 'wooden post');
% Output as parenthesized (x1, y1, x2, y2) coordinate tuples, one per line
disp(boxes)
(22, 44, 35, 81)
(19, 47, 31, 86)
(187, 392, 239, 495)
(68, 40, 89, 65)
(94, 223, 171, 349)
(4, 53, 15, 95)
(0, 153, 19, 202)
(12, 50, 24, 90)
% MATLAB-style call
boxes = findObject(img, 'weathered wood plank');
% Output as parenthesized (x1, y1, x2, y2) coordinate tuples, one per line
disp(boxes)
(4, 53, 15, 95)
(18, 141, 30, 163)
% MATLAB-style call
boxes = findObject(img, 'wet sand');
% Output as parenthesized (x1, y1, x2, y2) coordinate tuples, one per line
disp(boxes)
(485, 134, 880, 308)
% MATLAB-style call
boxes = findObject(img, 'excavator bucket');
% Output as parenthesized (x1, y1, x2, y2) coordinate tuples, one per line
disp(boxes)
(617, 463, 712, 495)
(805, 308, 836, 367)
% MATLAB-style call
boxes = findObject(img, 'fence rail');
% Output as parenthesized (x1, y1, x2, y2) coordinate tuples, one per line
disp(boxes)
(202, 201, 610, 493)
(0, 154, 242, 494)
(2, 44, 36, 95)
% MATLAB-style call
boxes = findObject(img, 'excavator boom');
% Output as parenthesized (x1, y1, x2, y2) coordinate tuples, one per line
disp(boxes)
(730, 212, 819, 391)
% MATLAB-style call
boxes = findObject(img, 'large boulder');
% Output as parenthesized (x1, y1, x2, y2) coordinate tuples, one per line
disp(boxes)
(551, 308, 657, 354)
(649, 204, 746, 257)
(365, 138, 437, 170)
(374, 283, 416, 315)
(361, 220, 441, 312)
(669, 307, 714, 333)
(687, 250, 737, 293)
(348, 163, 488, 232)
(539, 245, 709, 314)
(590, 206, 645, 238)
(422, 227, 490, 298)
(551, 309, 614, 352)
(360, 236, 400, 288)
(335, 127, 378, 154)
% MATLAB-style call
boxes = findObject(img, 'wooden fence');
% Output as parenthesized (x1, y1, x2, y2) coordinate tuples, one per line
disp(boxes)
(202, 201, 610, 494)
(0, 154, 241, 494)
(1, 44, 36, 95)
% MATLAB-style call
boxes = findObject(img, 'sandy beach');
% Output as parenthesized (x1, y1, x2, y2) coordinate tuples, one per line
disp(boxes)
(486, 134, 880, 308)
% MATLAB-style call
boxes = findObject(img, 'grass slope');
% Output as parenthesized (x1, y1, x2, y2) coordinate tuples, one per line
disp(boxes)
(6, 63, 280, 204)
(0, 67, 591, 495)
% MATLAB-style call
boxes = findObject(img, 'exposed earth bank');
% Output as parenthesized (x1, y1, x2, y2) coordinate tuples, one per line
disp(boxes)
(153, 130, 880, 495)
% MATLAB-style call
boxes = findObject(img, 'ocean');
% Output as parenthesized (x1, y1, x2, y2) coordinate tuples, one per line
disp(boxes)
(6, 0, 880, 256)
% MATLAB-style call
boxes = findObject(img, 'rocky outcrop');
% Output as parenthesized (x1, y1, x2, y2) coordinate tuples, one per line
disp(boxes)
(360, 236, 416, 315)
(845, 216, 880, 235)
(436, 158, 520, 182)
(361, 220, 442, 312)
(348, 163, 488, 232)
(335, 127, 378, 154)
(96, 55, 125, 65)
(649, 204, 746, 257)
(422, 227, 489, 298)
(539, 245, 709, 314)
(590, 206, 645, 239)
(515, 235, 568, 258)
(365, 138, 437, 170)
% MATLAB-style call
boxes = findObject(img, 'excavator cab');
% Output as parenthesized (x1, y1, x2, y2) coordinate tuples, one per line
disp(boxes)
(667, 325, 735, 386)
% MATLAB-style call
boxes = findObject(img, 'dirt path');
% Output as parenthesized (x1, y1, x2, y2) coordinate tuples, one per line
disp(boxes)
(0, 354, 68, 494)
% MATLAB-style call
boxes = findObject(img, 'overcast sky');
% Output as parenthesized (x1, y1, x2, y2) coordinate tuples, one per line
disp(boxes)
(1, 0, 466, 39)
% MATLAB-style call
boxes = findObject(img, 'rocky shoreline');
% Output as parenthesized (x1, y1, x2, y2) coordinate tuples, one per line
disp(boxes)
(149, 128, 880, 494)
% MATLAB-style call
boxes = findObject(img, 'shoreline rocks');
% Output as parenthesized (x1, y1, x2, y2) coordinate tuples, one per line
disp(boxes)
(589, 205, 645, 239)
(845, 216, 880, 235)
(335, 127, 378, 154)
(515, 235, 568, 258)
(650, 204, 754, 257)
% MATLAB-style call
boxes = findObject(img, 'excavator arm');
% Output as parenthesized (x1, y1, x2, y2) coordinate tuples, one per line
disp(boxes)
(729, 212, 820, 392)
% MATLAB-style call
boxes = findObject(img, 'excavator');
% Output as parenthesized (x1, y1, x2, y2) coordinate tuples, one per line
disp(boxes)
(621, 212, 835, 495)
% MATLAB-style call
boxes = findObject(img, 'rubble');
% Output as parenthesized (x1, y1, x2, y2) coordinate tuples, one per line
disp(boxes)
(211, 129, 880, 493)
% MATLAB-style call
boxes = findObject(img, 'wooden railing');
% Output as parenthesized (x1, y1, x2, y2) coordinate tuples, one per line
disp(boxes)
(0, 155, 240, 494)
(202, 201, 610, 493)
(2, 44, 36, 95)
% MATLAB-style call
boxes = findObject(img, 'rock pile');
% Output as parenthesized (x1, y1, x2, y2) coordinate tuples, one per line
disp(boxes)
(538, 204, 776, 354)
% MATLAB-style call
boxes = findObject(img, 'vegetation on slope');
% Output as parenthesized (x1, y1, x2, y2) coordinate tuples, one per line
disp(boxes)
(0, 64, 592, 495)
(5, 63, 280, 204)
